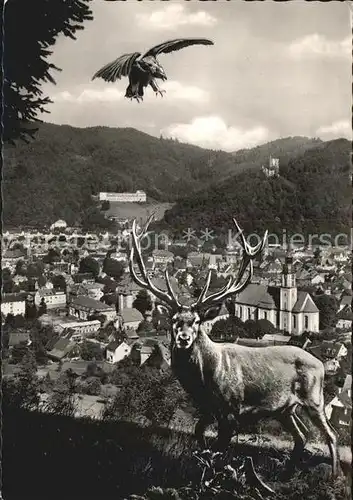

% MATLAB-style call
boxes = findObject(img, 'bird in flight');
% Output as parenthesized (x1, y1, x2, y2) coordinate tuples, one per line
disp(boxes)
(92, 38, 214, 103)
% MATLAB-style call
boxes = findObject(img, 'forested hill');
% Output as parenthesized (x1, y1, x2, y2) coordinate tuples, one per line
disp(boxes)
(3, 122, 329, 228)
(161, 138, 351, 237)
(3, 122, 239, 227)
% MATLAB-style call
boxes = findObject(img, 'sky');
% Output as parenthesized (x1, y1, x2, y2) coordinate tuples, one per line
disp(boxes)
(40, 0, 352, 152)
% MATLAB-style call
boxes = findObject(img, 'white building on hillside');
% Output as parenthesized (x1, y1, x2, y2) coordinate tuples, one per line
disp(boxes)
(99, 191, 146, 203)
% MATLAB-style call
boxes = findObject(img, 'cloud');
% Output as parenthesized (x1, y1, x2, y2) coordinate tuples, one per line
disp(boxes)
(162, 116, 270, 152)
(136, 4, 217, 30)
(316, 120, 352, 139)
(288, 34, 351, 58)
(163, 81, 210, 103)
(53, 87, 124, 103)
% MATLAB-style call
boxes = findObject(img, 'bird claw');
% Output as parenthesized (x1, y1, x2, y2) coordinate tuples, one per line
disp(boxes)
(129, 94, 143, 103)
(155, 90, 166, 98)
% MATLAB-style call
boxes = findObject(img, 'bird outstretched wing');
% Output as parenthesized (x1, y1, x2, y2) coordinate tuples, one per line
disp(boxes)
(92, 52, 141, 82)
(141, 39, 213, 59)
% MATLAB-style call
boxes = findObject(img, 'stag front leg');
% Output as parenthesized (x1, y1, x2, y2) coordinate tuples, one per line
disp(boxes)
(280, 407, 308, 475)
(195, 414, 214, 449)
(214, 417, 234, 451)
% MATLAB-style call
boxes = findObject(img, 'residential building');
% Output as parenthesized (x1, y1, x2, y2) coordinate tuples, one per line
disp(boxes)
(320, 341, 348, 360)
(338, 295, 352, 313)
(68, 296, 116, 322)
(287, 336, 311, 350)
(48, 338, 80, 361)
(34, 289, 67, 309)
(336, 307, 352, 331)
(261, 334, 291, 345)
(118, 308, 144, 331)
(2, 248, 27, 271)
(8, 331, 31, 348)
(1, 293, 26, 317)
(106, 339, 131, 364)
(57, 320, 101, 336)
(325, 375, 352, 427)
(234, 256, 319, 335)
(152, 249, 174, 266)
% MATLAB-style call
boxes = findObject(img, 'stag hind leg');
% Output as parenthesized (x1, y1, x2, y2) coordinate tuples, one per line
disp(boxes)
(305, 405, 339, 477)
(300, 370, 340, 477)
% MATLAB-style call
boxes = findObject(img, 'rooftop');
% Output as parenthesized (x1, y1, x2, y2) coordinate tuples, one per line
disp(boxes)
(1, 293, 26, 303)
(120, 308, 144, 323)
(70, 295, 114, 311)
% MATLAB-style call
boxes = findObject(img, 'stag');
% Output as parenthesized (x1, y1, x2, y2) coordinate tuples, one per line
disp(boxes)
(129, 216, 339, 477)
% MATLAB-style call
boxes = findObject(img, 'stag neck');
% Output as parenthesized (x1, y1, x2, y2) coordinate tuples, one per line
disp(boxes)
(192, 327, 219, 363)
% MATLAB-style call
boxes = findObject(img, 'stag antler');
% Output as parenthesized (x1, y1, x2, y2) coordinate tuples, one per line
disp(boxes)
(191, 219, 267, 310)
(129, 214, 182, 311)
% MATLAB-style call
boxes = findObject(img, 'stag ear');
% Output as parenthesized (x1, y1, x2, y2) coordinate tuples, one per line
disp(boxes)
(198, 304, 222, 322)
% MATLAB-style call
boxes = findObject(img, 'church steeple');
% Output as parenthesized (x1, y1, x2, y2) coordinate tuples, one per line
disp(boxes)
(281, 255, 295, 288)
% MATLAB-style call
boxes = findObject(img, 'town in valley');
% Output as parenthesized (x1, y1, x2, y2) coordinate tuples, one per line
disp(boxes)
(2, 187, 351, 429)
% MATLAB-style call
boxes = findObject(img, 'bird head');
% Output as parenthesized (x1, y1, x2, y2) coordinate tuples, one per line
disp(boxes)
(141, 57, 167, 81)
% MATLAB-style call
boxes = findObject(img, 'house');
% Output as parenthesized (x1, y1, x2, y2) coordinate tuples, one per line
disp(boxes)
(338, 295, 352, 313)
(116, 275, 180, 311)
(325, 375, 352, 427)
(57, 320, 101, 337)
(320, 341, 348, 360)
(68, 296, 116, 322)
(187, 253, 208, 269)
(8, 331, 31, 348)
(152, 249, 174, 266)
(106, 339, 131, 364)
(118, 308, 144, 331)
(72, 273, 95, 284)
(48, 338, 80, 361)
(310, 273, 325, 285)
(261, 334, 291, 345)
(287, 335, 311, 350)
(34, 289, 67, 309)
(336, 307, 352, 330)
(116, 277, 141, 310)
(323, 359, 340, 375)
(130, 338, 162, 366)
(81, 282, 105, 301)
(2, 248, 27, 271)
(330, 248, 349, 263)
(1, 293, 26, 317)
(234, 256, 319, 335)
(143, 342, 171, 370)
(59, 360, 114, 376)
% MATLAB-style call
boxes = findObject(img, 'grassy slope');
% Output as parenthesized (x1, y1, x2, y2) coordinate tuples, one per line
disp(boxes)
(2, 407, 351, 500)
